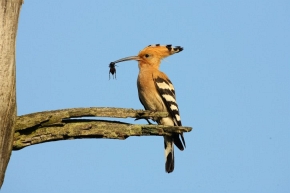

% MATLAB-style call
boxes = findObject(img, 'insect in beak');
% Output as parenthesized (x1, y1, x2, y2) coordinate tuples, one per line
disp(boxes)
(108, 56, 139, 80)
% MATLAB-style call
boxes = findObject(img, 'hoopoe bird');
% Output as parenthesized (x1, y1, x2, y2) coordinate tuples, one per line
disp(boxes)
(110, 44, 186, 173)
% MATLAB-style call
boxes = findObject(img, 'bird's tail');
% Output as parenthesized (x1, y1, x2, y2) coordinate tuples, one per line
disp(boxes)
(164, 136, 174, 173)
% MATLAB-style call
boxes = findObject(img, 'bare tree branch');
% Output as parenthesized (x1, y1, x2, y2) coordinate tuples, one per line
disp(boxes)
(13, 107, 192, 150)
(15, 107, 169, 131)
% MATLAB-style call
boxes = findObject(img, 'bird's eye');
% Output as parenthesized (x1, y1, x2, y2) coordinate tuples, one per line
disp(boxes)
(145, 54, 150, 58)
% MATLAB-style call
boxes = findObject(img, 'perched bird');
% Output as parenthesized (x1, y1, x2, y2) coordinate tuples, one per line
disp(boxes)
(110, 44, 185, 173)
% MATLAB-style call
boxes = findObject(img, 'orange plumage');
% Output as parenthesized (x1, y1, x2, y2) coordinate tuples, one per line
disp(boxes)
(110, 44, 185, 173)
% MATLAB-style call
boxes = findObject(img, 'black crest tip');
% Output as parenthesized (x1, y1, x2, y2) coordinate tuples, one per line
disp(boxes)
(166, 44, 172, 51)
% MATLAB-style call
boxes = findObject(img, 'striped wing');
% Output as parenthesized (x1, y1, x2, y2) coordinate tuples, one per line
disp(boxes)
(154, 76, 186, 148)
(154, 77, 181, 126)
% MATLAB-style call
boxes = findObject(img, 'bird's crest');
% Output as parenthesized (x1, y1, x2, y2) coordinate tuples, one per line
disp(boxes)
(138, 44, 183, 60)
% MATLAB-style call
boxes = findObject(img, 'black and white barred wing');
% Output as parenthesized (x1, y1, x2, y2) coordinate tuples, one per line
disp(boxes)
(154, 77, 186, 149)
(154, 77, 181, 126)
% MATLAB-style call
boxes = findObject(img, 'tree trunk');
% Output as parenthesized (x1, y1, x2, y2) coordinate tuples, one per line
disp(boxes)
(0, 0, 23, 188)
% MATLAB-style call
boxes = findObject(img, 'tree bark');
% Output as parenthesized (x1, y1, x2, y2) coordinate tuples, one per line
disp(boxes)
(13, 107, 192, 150)
(0, 0, 23, 188)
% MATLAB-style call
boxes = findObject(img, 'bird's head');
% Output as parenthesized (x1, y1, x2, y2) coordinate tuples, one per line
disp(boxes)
(111, 44, 183, 69)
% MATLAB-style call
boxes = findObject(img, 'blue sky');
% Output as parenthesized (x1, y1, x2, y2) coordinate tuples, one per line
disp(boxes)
(2, 1, 290, 192)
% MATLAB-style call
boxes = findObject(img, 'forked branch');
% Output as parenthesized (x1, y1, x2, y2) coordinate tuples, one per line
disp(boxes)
(13, 107, 192, 150)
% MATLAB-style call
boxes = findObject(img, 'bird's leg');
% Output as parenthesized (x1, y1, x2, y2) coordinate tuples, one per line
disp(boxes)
(134, 117, 153, 125)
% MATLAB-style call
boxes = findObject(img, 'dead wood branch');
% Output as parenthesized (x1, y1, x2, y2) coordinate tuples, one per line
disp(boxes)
(13, 107, 192, 150)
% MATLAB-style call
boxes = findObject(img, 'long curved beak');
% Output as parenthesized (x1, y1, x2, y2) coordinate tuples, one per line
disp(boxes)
(112, 56, 140, 64)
